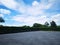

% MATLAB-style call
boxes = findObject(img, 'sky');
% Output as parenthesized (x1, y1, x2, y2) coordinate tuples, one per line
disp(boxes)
(0, 0, 60, 26)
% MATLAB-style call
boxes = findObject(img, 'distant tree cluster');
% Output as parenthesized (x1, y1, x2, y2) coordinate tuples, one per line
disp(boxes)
(45, 21, 57, 28)
(32, 21, 57, 28)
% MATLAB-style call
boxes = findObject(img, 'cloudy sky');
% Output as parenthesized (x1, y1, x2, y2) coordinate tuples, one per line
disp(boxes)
(0, 0, 60, 26)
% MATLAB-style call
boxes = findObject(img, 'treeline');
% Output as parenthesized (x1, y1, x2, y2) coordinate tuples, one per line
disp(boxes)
(0, 17, 60, 34)
(0, 26, 60, 34)
(0, 21, 60, 34)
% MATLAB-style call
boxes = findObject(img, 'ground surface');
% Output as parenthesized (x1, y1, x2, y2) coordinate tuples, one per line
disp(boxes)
(0, 31, 60, 45)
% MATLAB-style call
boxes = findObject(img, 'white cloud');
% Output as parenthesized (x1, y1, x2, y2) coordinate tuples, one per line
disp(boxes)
(1, 0, 60, 26)
(0, 14, 4, 17)
(0, 9, 11, 15)
(0, 0, 52, 15)
(12, 14, 49, 26)
(32, 1, 39, 6)
(0, 0, 19, 10)
(26, 0, 52, 16)
(12, 13, 60, 26)
(10, 0, 59, 26)
(0, 2, 2, 5)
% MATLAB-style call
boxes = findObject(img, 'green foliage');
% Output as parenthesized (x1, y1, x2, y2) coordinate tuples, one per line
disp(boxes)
(0, 26, 60, 34)
(0, 21, 60, 34)
(32, 23, 49, 28)
(33, 23, 43, 28)
(22, 25, 30, 28)
(50, 21, 57, 28)
(0, 17, 5, 23)
(49, 21, 57, 31)
(44, 22, 49, 27)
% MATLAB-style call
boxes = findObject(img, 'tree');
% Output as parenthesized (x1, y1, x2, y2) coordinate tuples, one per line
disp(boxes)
(22, 25, 30, 28)
(33, 23, 43, 28)
(44, 22, 49, 27)
(50, 21, 57, 28)
(0, 17, 5, 25)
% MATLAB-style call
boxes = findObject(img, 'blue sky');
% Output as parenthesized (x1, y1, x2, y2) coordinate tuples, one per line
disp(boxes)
(0, 0, 60, 26)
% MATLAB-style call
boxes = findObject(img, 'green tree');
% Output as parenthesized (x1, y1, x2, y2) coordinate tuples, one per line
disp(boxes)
(33, 23, 43, 28)
(44, 22, 49, 27)
(0, 17, 5, 23)
(0, 17, 5, 26)
(22, 25, 30, 28)
(50, 21, 57, 28)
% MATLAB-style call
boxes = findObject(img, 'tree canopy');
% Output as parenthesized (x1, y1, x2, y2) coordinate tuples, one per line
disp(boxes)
(33, 23, 44, 28)
(50, 21, 57, 28)
(44, 22, 49, 27)
(0, 17, 5, 23)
